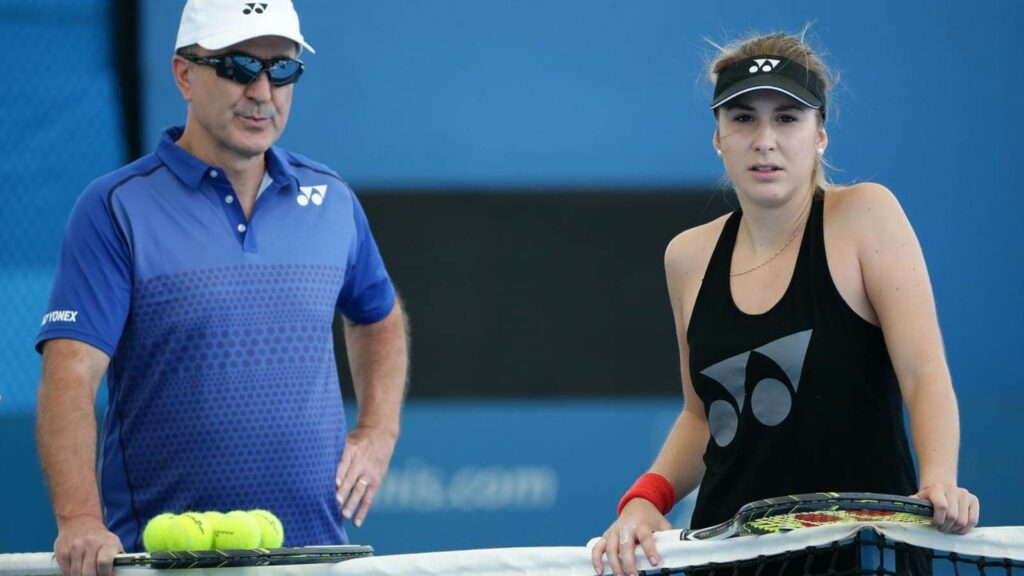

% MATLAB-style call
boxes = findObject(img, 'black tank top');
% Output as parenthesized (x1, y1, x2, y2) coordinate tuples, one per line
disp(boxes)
(687, 193, 917, 529)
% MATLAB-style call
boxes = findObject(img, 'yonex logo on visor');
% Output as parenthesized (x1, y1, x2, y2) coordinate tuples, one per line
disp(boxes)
(711, 55, 826, 116)
(750, 58, 781, 73)
(243, 3, 267, 14)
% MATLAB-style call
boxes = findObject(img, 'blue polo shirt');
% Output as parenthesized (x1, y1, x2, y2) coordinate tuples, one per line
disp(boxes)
(37, 126, 395, 551)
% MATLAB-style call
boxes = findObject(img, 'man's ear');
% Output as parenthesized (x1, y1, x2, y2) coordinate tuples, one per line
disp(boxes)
(171, 55, 194, 102)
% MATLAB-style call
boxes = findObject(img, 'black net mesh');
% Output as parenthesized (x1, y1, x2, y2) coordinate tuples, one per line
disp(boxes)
(648, 531, 1021, 576)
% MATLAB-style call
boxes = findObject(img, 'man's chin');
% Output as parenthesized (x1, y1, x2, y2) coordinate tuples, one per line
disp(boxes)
(231, 134, 278, 159)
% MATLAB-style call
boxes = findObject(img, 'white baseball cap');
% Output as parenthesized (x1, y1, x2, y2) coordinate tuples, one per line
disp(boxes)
(175, 0, 315, 54)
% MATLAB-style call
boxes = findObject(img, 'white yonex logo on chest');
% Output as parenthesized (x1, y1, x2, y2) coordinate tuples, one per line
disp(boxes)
(41, 310, 79, 326)
(297, 185, 327, 206)
(699, 329, 812, 447)
(749, 58, 781, 73)
(243, 3, 267, 15)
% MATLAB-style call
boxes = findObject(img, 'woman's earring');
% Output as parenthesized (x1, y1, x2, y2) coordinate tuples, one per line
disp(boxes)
(715, 149, 722, 158)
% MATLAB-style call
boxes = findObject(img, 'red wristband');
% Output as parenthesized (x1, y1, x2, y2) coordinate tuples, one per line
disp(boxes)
(617, 472, 676, 516)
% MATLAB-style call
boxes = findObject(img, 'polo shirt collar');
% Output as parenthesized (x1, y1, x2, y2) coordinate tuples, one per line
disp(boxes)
(155, 126, 297, 191)
(264, 140, 294, 186)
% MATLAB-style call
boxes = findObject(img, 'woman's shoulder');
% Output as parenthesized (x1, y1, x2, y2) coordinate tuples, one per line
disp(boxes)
(825, 182, 904, 220)
(825, 182, 915, 263)
(665, 212, 733, 279)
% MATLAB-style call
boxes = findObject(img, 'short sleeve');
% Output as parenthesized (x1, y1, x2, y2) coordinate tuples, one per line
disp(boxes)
(36, 186, 132, 357)
(336, 190, 396, 324)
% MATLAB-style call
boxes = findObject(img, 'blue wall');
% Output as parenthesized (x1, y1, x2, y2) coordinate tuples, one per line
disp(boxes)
(139, 0, 1024, 400)
(135, 0, 1024, 545)
(0, 0, 126, 414)
(0, 0, 125, 552)
(2, 0, 1022, 555)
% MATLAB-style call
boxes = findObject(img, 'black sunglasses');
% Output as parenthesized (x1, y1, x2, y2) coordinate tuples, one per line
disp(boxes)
(180, 52, 304, 87)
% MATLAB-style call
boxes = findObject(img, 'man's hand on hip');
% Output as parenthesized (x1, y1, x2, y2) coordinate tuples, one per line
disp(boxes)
(335, 425, 397, 528)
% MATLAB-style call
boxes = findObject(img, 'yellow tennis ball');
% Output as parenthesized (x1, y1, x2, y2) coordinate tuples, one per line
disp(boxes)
(175, 512, 214, 551)
(212, 510, 262, 549)
(247, 509, 284, 548)
(142, 513, 177, 552)
(161, 516, 190, 552)
(202, 511, 226, 528)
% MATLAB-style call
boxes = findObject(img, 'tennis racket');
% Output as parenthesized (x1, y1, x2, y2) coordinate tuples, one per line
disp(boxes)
(679, 492, 933, 541)
(0, 545, 373, 573)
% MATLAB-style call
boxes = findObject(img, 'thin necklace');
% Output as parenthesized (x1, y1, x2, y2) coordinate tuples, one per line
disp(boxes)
(730, 198, 812, 277)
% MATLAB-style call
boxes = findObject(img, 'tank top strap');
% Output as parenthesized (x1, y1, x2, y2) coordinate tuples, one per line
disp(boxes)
(702, 210, 743, 288)
(788, 191, 826, 296)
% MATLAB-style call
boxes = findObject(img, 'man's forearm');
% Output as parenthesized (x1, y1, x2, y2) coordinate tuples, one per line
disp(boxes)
(343, 298, 409, 436)
(36, 341, 108, 526)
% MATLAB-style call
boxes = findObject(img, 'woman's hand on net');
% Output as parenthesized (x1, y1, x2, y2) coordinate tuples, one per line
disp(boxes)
(914, 484, 980, 534)
(591, 498, 672, 576)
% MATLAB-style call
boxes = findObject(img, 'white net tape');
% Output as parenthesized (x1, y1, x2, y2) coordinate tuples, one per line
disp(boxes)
(333, 524, 1024, 576)
(3, 524, 1023, 576)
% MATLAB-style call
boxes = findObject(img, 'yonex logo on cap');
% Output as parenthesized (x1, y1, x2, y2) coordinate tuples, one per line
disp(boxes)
(298, 185, 327, 206)
(749, 58, 781, 73)
(41, 310, 79, 326)
(243, 3, 267, 15)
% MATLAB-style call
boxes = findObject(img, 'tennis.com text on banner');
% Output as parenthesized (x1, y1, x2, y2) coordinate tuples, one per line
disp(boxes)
(374, 460, 559, 512)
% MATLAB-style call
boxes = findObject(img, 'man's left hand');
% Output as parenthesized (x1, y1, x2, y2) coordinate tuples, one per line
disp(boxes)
(335, 426, 397, 527)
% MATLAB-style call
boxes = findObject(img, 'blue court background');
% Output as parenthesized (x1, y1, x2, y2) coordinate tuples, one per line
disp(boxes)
(1, 0, 1022, 555)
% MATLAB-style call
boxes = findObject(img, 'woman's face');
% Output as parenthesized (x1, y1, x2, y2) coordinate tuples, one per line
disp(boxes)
(714, 90, 827, 207)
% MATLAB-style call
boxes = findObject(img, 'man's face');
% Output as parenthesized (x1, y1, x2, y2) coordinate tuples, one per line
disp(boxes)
(178, 36, 298, 161)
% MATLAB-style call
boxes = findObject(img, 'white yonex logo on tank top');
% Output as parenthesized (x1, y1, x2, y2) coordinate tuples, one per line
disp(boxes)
(699, 329, 812, 447)
(749, 58, 781, 73)
(297, 185, 327, 207)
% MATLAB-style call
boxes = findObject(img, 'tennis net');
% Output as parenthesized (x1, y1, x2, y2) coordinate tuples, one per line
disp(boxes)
(331, 524, 1024, 576)
(2, 524, 1021, 576)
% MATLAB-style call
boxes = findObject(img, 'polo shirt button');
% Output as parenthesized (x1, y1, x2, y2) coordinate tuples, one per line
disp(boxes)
(225, 195, 234, 204)
(210, 170, 219, 178)
(237, 223, 247, 233)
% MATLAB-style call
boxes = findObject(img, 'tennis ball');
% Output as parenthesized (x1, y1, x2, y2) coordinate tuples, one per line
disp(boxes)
(161, 516, 190, 552)
(175, 512, 214, 550)
(202, 510, 226, 528)
(142, 513, 178, 552)
(247, 509, 284, 548)
(212, 510, 262, 549)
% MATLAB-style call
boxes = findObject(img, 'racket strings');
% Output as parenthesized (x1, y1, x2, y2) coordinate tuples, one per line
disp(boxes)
(746, 509, 931, 534)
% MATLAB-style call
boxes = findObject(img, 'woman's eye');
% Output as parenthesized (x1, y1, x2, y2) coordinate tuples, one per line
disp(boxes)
(778, 114, 798, 123)
(733, 114, 753, 122)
